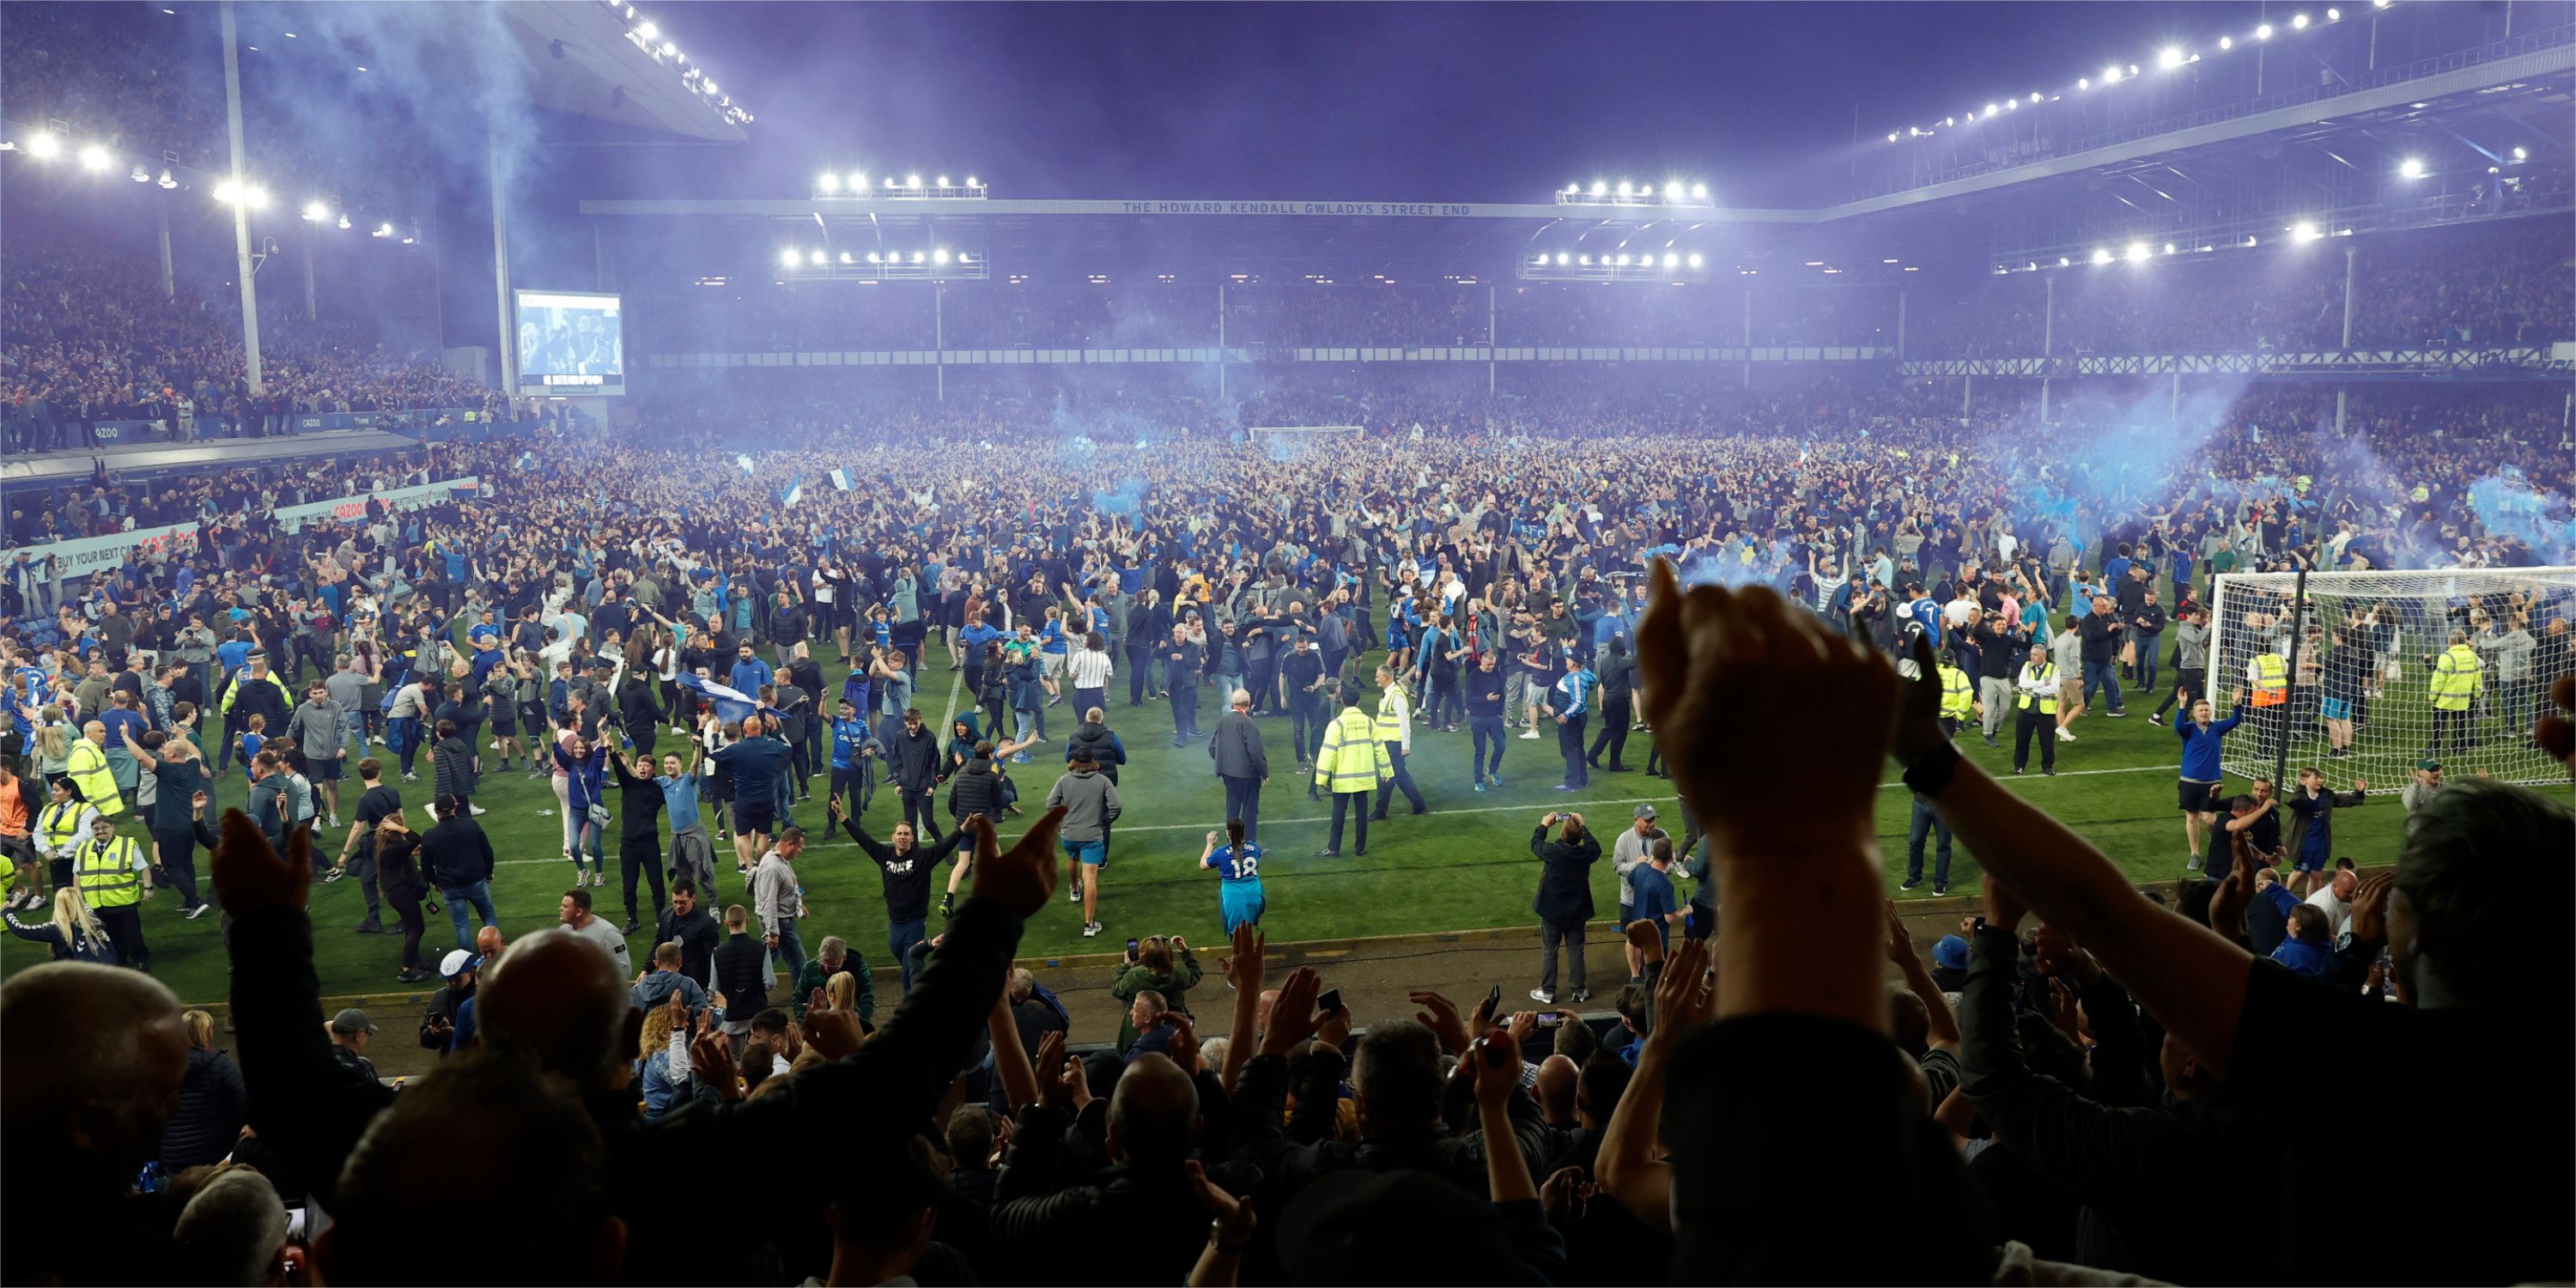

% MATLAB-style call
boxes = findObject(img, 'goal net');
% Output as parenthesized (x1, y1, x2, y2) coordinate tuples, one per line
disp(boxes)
(1247, 425, 1364, 459)
(2207, 568, 2576, 789)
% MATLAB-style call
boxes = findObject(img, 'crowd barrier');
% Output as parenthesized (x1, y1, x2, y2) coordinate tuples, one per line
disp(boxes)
(12, 477, 482, 580)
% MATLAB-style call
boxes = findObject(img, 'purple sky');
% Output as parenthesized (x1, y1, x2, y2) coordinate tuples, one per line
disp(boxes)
(627, 2, 2310, 206)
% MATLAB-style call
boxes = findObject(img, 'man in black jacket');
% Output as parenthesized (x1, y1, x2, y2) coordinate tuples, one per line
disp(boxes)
(212, 804, 1069, 1288)
(989, 1051, 1247, 1286)
(886, 708, 945, 843)
(656, 878, 721, 993)
(420, 794, 497, 951)
(606, 750, 668, 933)
(711, 902, 771, 1049)
(830, 795, 969, 993)
(1208, 689, 1268, 842)
(418, 948, 477, 1057)
(1163, 623, 1204, 746)
(1528, 811, 1601, 1005)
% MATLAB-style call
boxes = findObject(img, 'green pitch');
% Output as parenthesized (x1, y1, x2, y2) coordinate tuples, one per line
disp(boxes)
(5, 652, 2435, 1005)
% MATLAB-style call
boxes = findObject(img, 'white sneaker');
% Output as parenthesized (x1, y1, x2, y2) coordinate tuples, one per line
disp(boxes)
(2055, 728, 2075, 743)
(186, 903, 211, 920)
(1530, 987, 1556, 1004)
(1517, 730, 1540, 740)
(1083, 920, 1103, 937)
(328, 813, 341, 829)
(469, 804, 488, 816)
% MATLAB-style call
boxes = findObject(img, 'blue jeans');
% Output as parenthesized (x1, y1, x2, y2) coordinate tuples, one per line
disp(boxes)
(890, 917, 927, 993)
(2132, 633, 2161, 695)
(2081, 659, 2125, 712)
(766, 916, 807, 989)
(441, 881, 498, 950)
(1470, 716, 1507, 782)
(1214, 671, 1243, 708)
(1221, 774, 1261, 842)
(1905, 795, 1953, 886)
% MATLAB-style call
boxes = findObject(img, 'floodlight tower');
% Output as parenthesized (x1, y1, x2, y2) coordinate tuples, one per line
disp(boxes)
(220, 0, 264, 392)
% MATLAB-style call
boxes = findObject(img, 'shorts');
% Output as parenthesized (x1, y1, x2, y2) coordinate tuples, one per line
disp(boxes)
(2178, 779, 2221, 813)
(735, 800, 775, 836)
(2058, 679, 2084, 706)
(2293, 848, 2327, 874)
(308, 754, 346, 781)
(1061, 838, 1105, 866)
(1619, 901, 1636, 927)
(491, 708, 518, 736)
(1220, 884, 1266, 935)
(2319, 697, 2353, 722)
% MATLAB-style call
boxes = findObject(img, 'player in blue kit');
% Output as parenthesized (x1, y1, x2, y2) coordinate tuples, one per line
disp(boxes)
(1199, 817, 1266, 935)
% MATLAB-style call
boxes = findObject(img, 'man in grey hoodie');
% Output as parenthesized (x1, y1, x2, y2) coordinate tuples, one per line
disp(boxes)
(1043, 756, 1122, 939)
(287, 683, 350, 827)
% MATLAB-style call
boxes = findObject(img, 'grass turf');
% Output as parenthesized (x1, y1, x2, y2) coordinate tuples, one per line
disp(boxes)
(6, 649, 2439, 1005)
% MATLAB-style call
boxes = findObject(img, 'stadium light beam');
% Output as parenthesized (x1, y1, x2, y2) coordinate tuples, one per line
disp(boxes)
(2292, 13, 2309, 28)
(2124, 242, 2151, 263)
(335, 213, 349, 228)
(933, 247, 951, 264)
(2158, 46, 2185, 69)
(301, 200, 329, 222)
(2220, 35, 2233, 49)
(1686, 252, 1704, 268)
(906, 173, 921, 187)
(2256, 22, 2274, 38)
(76, 143, 112, 173)
(2512, 147, 2528, 161)
(808, 250, 826, 265)
(2292, 221, 2321, 242)
(1590, 180, 1607, 196)
(636, 20, 657, 39)
(2399, 156, 2426, 178)
(27, 132, 61, 160)
(817, 173, 839, 192)
(130, 164, 150, 183)
(781, 247, 801, 268)
(2091, 248, 2114, 265)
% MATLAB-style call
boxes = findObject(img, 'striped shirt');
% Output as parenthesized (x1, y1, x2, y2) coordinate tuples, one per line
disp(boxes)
(1066, 647, 1115, 690)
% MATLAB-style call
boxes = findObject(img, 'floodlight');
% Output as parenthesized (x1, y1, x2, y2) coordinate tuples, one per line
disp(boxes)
(2159, 46, 2184, 69)
(660, 42, 677, 57)
(884, 176, 897, 188)
(1616, 254, 1631, 266)
(968, 176, 981, 187)
(817, 173, 839, 192)
(77, 144, 112, 172)
(2292, 13, 2309, 28)
(933, 247, 951, 264)
(2092, 248, 2113, 264)
(1686, 252, 1704, 268)
(637, 20, 658, 38)
(2125, 242, 2150, 263)
(213, 179, 240, 203)
(2292, 221, 2320, 241)
(2220, 35, 2233, 49)
(1887, 132, 1899, 143)
(1590, 180, 1606, 196)
(2512, 147, 2528, 161)
(781, 248, 801, 268)
(2164, 243, 2177, 254)
(2372, 0, 2390, 7)
(27, 133, 60, 159)
(1984, 102, 1998, 117)
(1617, 181, 1632, 196)
(906, 173, 920, 187)
(911, 252, 924, 263)
(704, 81, 717, 94)
(2058, 257, 2071, 266)
(850, 173, 866, 190)
(1662, 252, 1679, 267)
(1944, 116, 1956, 125)
(836, 252, 851, 264)
(1692, 183, 1708, 199)
(1577, 254, 1591, 266)
(2257, 23, 2274, 37)
(1555, 252, 1569, 264)
(336, 213, 349, 228)
(2399, 157, 2425, 178)
(2327, 8, 2341, 19)
(302, 200, 329, 221)
(2030, 92, 2041, 102)
(2245, 235, 2259, 247)
(2006, 99, 2017, 111)
(131, 164, 150, 183)
(808, 250, 826, 265)
(375, 222, 393, 237)
(937, 175, 950, 187)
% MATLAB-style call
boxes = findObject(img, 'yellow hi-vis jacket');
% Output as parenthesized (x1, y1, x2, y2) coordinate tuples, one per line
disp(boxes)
(1937, 664, 1974, 720)
(1315, 708, 1391, 793)
(64, 739, 125, 818)
(75, 834, 145, 909)
(2429, 644, 2483, 711)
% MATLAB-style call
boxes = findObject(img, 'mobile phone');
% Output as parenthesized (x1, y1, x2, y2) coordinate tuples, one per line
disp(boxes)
(1316, 988, 1344, 1016)
(1485, 983, 1503, 1015)
(1537, 1012, 1565, 1028)
(1125, 939, 1139, 960)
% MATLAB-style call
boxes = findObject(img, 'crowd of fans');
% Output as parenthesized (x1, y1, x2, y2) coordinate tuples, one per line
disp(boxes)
(2, 245, 497, 453)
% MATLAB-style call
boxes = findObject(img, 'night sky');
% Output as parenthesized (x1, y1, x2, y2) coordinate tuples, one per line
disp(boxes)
(615, 2, 2300, 206)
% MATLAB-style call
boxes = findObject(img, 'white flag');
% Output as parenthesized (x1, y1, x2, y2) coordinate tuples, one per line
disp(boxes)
(830, 468, 852, 491)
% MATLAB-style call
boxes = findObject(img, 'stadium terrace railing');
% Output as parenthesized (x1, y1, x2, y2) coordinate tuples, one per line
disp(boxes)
(1858, 24, 2576, 202)
(24, 407, 519, 447)
(1899, 345, 2576, 380)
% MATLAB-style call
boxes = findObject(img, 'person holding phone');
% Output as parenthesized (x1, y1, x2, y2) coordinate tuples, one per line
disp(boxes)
(1200, 818, 1266, 936)
(1530, 810, 1600, 1005)
(1110, 934, 1202, 1054)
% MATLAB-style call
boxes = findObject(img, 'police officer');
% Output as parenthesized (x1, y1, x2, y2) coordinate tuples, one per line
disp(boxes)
(2012, 641, 2061, 776)
(2427, 628, 2483, 756)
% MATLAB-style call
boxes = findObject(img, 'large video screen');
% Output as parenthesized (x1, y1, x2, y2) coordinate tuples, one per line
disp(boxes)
(514, 289, 624, 396)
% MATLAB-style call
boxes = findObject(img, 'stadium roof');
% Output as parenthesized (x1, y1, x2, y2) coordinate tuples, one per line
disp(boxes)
(497, 1, 746, 142)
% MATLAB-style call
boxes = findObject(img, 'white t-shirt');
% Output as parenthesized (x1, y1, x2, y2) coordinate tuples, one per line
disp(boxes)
(2304, 885, 2353, 941)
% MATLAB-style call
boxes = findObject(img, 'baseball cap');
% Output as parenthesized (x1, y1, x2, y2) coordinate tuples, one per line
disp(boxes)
(440, 949, 477, 978)
(1632, 804, 1658, 821)
(329, 1008, 378, 1036)
(2416, 758, 2441, 772)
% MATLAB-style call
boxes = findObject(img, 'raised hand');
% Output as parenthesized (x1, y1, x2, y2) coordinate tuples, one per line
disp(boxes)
(1186, 1158, 1255, 1250)
(2348, 870, 2396, 943)
(1261, 968, 1323, 1057)
(1034, 1030, 1071, 1110)
(212, 810, 313, 914)
(1219, 923, 1265, 993)
(1409, 989, 1471, 1057)
(968, 805, 1067, 920)
(1636, 561, 1898, 859)
(688, 1029, 740, 1100)
(2031, 923, 2101, 987)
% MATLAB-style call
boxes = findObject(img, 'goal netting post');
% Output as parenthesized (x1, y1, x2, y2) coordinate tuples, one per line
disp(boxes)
(2207, 567, 2576, 789)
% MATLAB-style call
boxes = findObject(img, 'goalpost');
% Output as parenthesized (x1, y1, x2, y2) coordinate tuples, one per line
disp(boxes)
(2207, 567, 2576, 788)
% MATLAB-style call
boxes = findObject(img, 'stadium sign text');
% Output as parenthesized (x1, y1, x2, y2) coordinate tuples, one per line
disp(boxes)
(1119, 200, 1479, 217)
